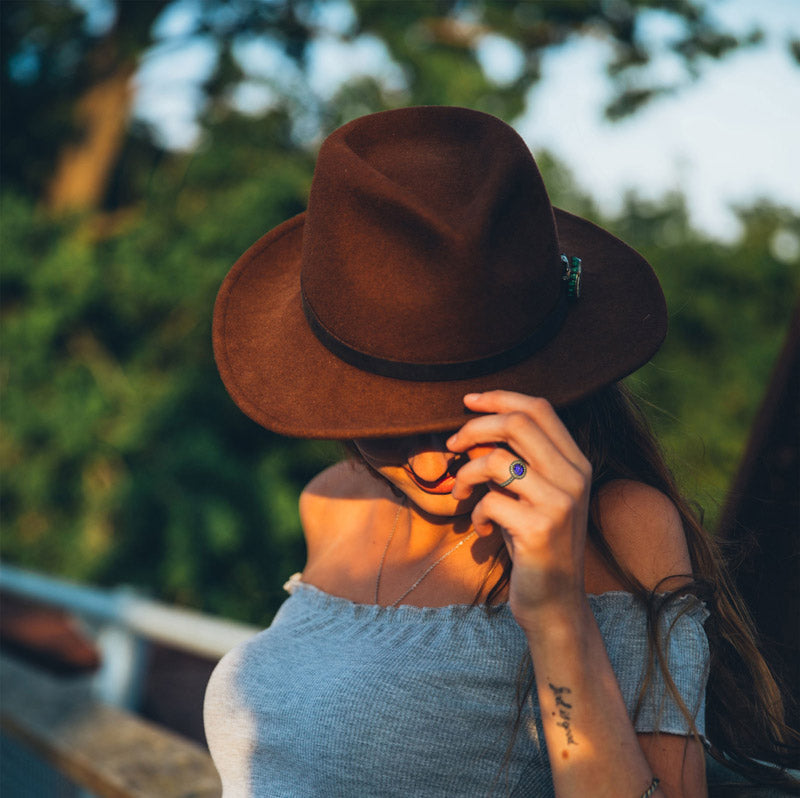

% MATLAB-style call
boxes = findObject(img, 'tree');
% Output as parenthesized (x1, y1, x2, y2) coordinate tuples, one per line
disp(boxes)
(1, 0, 169, 210)
(2, 0, 762, 212)
(1, 1, 795, 622)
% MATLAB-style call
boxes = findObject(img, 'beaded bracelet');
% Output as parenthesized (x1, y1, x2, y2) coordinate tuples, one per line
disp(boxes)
(640, 777, 660, 798)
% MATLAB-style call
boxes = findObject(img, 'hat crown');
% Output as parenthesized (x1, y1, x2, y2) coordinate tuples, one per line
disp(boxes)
(300, 107, 562, 365)
(214, 105, 667, 437)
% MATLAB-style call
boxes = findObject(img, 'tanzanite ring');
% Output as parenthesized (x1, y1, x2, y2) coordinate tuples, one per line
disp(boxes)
(497, 459, 527, 487)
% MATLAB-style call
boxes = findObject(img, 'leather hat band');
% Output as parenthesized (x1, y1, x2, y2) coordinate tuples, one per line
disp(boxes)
(301, 288, 570, 382)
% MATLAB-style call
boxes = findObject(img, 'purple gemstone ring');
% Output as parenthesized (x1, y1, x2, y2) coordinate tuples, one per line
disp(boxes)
(497, 459, 527, 487)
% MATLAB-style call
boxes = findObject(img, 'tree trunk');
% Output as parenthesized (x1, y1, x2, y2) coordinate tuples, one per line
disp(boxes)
(45, 61, 135, 214)
(43, 0, 169, 214)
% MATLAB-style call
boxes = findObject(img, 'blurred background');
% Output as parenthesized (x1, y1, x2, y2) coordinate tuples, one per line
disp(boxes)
(1, 0, 798, 631)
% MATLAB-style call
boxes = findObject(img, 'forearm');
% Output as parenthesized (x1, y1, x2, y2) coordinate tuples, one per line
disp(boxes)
(524, 598, 659, 798)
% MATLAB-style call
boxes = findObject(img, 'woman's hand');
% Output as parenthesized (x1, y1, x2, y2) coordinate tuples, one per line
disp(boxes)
(447, 390, 593, 631)
(450, 392, 706, 795)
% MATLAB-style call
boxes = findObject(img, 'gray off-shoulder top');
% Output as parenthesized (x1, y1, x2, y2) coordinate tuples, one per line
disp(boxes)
(204, 581, 710, 797)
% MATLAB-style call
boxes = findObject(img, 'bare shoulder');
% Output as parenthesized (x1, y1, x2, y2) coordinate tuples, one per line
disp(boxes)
(300, 460, 390, 554)
(301, 459, 389, 506)
(585, 479, 693, 593)
(302, 459, 369, 498)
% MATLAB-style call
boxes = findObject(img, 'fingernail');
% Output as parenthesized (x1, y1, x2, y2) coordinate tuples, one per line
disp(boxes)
(446, 433, 458, 447)
(464, 393, 482, 402)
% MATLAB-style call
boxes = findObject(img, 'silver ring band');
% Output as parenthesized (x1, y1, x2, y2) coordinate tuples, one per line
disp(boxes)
(497, 459, 527, 487)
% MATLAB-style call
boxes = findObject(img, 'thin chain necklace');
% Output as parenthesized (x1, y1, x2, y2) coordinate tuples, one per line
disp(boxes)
(374, 499, 478, 607)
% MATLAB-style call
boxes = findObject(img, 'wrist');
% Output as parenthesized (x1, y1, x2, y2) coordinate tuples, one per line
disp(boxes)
(516, 595, 594, 648)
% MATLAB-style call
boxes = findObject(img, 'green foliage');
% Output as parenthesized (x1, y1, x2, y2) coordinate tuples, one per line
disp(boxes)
(0, 0, 169, 198)
(607, 196, 798, 524)
(0, 111, 340, 623)
(1, 1, 796, 624)
(533, 155, 799, 525)
(2, 0, 760, 202)
(3, 124, 797, 622)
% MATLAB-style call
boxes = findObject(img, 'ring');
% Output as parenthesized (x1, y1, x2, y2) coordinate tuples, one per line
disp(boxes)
(497, 459, 527, 487)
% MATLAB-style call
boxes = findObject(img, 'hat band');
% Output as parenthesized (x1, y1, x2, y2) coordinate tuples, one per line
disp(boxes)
(301, 289, 569, 382)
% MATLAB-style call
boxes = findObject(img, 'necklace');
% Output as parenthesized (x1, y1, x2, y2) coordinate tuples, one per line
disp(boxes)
(374, 500, 478, 607)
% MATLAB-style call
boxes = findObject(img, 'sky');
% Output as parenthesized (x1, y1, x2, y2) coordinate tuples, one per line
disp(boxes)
(518, 1, 800, 242)
(130, 0, 800, 244)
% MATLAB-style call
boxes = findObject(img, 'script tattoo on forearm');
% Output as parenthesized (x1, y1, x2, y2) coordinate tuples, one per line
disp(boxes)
(548, 683, 577, 748)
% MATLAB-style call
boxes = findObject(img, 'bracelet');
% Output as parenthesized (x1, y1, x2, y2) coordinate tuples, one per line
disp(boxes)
(640, 777, 660, 798)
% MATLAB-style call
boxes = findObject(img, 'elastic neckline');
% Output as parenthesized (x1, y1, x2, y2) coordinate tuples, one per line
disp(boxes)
(289, 580, 509, 621)
(287, 580, 703, 624)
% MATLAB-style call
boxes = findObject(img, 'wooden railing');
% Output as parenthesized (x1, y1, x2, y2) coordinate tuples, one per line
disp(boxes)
(0, 564, 259, 797)
(1, 653, 221, 798)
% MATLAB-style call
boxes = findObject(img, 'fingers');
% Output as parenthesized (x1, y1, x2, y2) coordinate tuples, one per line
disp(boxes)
(448, 407, 590, 494)
(471, 488, 530, 537)
(453, 446, 549, 503)
(471, 481, 582, 561)
(452, 391, 589, 473)
(470, 489, 552, 550)
(462, 452, 581, 531)
(462, 457, 582, 533)
(449, 410, 560, 475)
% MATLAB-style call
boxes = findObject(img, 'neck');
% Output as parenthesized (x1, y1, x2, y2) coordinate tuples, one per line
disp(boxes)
(374, 500, 506, 607)
(386, 501, 472, 557)
(382, 502, 509, 585)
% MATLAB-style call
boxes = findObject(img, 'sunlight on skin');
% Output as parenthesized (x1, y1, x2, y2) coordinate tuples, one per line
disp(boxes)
(353, 434, 487, 519)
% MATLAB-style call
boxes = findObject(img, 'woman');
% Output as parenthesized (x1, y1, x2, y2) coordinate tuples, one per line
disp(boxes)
(204, 106, 798, 797)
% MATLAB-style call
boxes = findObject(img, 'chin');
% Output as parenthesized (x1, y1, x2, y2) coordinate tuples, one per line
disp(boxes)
(406, 490, 479, 519)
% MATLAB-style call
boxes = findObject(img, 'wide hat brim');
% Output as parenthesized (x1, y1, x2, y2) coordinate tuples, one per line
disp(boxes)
(213, 207, 666, 439)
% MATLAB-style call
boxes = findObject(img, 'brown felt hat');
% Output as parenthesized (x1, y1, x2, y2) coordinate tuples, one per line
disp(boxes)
(213, 106, 666, 439)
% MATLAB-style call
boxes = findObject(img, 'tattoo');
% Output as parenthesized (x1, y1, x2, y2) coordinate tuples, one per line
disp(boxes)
(548, 683, 577, 746)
